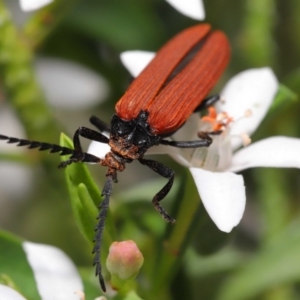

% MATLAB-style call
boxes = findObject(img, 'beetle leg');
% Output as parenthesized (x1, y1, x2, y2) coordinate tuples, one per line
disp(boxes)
(193, 94, 220, 112)
(58, 127, 107, 168)
(139, 158, 175, 223)
(160, 135, 212, 148)
(72, 127, 109, 152)
(90, 115, 111, 133)
(93, 175, 114, 292)
(58, 152, 102, 168)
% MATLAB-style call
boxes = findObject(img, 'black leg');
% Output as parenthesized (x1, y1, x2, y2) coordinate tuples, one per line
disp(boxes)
(58, 152, 102, 168)
(160, 133, 212, 148)
(72, 127, 109, 152)
(193, 94, 220, 112)
(139, 158, 175, 223)
(59, 127, 108, 168)
(90, 116, 111, 133)
(93, 175, 114, 292)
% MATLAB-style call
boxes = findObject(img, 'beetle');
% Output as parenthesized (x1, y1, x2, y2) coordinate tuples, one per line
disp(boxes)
(0, 23, 230, 291)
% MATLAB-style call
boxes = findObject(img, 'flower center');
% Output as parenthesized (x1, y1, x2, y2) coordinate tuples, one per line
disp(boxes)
(200, 107, 233, 131)
(189, 107, 234, 171)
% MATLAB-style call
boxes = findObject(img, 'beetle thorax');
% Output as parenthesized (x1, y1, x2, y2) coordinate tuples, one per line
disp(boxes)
(108, 111, 160, 162)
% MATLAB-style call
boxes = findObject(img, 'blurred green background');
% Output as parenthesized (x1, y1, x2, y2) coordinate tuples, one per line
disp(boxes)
(1, 0, 300, 299)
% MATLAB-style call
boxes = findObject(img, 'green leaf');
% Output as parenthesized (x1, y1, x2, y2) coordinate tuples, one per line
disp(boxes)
(270, 84, 298, 112)
(283, 67, 300, 96)
(0, 230, 39, 299)
(59, 133, 101, 242)
(59, 132, 116, 251)
(217, 219, 300, 300)
(258, 84, 298, 130)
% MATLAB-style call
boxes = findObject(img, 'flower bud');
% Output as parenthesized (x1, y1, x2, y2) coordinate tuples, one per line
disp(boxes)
(106, 240, 144, 281)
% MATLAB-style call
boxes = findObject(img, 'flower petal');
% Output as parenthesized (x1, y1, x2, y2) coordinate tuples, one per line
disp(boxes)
(120, 51, 155, 77)
(217, 68, 278, 149)
(88, 140, 111, 159)
(0, 285, 26, 300)
(20, 0, 53, 11)
(228, 136, 300, 173)
(23, 242, 83, 300)
(165, 0, 205, 20)
(35, 57, 109, 109)
(189, 168, 246, 232)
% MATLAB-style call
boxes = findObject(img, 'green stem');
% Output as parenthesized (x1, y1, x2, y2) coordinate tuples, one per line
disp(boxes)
(0, 2, 59, 142)
(152, 173, 200, 293)
(240, 0, 277, 67)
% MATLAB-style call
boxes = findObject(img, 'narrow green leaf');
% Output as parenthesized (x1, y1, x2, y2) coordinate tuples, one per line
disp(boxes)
(59, 133, 116, 259)
(283, 67, 300, 95)
(258, 84, 298, 130)
(59, 133, 100, 242)
(270, 84, 298, 112)
(77, 183, 99, 241)
(60, 133, 101, 205)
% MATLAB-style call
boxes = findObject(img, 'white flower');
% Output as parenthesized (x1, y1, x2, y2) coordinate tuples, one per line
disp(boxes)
(19, 0, 204, 17)
(19, 0, 53, 11)
(90, 49, 300, 233)
(0, 242, 83, 300)
(23, 242, 83, 299)
(165, 0, 205, 20)
(87, 0, 299, 233)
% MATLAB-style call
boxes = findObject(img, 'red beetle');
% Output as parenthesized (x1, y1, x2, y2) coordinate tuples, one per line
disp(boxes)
(0, 24, 230, 291)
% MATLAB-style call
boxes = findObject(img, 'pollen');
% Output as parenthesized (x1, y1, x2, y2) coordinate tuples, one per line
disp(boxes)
(201, 107, 233, 131)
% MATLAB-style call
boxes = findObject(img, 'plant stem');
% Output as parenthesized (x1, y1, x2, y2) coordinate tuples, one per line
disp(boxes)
(0, 2, 59, 142)
(152, 173, 201, 294)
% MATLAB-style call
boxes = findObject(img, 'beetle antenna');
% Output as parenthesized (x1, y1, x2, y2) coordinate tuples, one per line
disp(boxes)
(93, 175, 113, 292)
(0, 134, 75, 156)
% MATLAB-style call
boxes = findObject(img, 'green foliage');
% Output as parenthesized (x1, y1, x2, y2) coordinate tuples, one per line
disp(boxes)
(218, 219, 300, 300)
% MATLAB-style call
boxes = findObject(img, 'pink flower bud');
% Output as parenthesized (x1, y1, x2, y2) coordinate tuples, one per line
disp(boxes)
(106, 240, 144, 281)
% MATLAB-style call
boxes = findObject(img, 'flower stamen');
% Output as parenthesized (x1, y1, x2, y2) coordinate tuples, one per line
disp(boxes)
(240, 133, 252, 147)
(201, 107, 233, 131)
